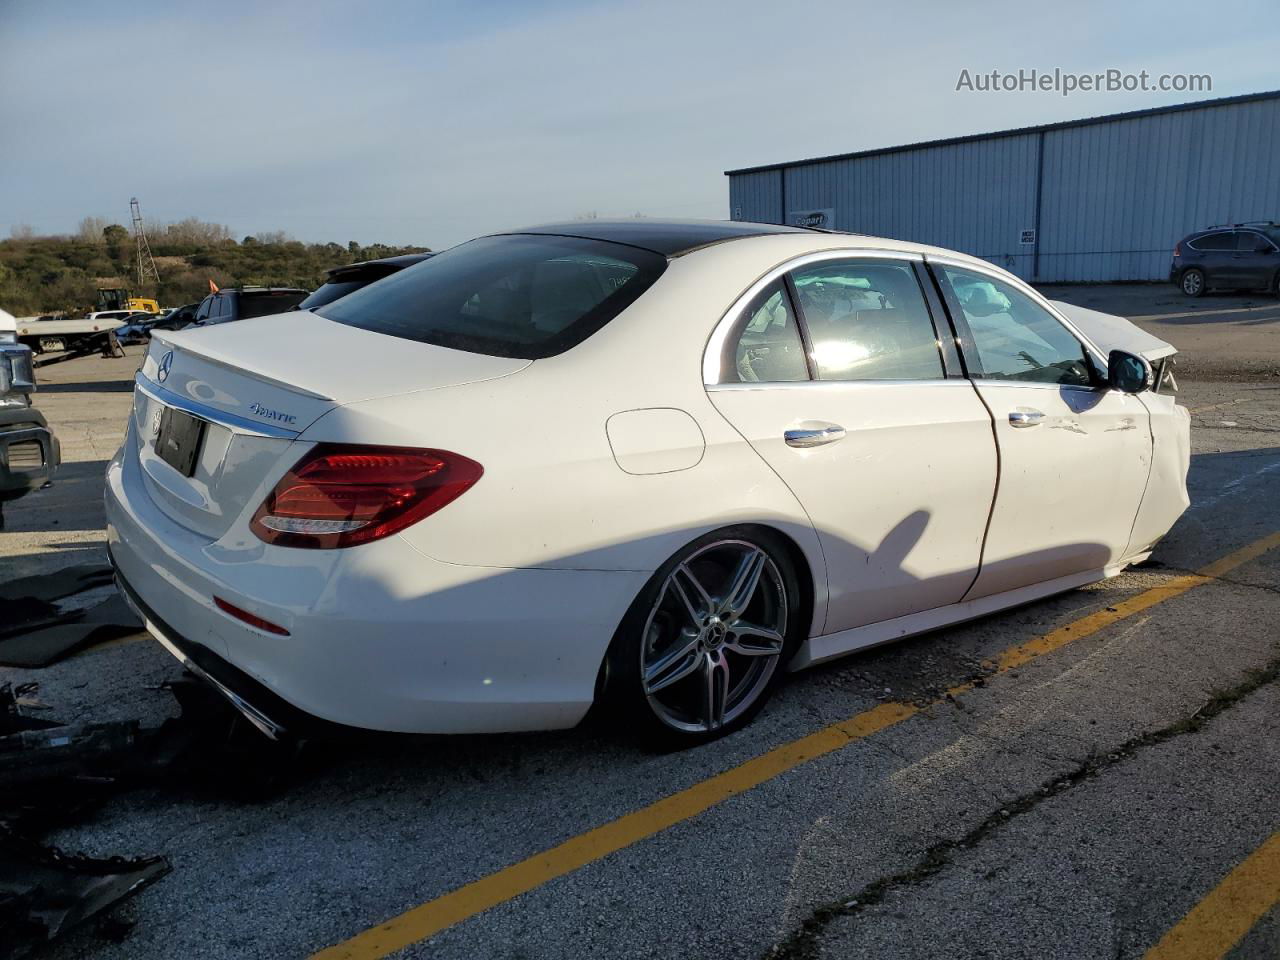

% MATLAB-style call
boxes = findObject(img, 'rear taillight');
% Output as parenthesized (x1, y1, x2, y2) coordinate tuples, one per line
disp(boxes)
(251, 444, 482, 549)
(1173, 242, 1181, 257)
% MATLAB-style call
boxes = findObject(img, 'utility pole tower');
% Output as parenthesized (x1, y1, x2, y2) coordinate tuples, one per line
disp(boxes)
(130, 197, 160, 287)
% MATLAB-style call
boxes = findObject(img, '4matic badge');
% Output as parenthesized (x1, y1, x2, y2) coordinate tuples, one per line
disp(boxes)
(248, 402, 298, 426)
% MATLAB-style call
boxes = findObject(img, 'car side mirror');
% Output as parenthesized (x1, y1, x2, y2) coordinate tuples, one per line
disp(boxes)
(1108, 350, 1153, 394)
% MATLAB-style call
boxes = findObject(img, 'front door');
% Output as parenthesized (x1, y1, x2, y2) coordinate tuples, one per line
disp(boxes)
(707, 257, 997, 634)
(1232, 231, 1278, 289)
(933, 263, 1152, 600)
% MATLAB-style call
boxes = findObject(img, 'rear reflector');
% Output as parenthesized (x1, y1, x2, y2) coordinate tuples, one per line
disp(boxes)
(214, 596, 290, 635)
(250, 443, 483, 549)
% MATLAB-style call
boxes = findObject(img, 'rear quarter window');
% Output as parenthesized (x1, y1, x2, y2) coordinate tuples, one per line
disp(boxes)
(239, 291, 307, 319)
(317, 234, 667, 359)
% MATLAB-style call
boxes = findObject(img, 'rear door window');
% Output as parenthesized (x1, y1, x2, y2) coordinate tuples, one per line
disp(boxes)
(318, 234, 666, 359)
(239, 291, 307, 319)
(790, 260, 944, 380)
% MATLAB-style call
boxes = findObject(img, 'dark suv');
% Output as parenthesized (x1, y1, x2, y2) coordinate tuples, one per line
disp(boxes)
(1170, 222, 1280, 297)
(295, 253, 434, 311)
(189, 286, 308, 327)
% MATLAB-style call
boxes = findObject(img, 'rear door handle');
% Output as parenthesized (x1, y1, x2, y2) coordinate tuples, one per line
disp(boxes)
(1009, 410, 1044, 428)
(785, 424, 846, 448)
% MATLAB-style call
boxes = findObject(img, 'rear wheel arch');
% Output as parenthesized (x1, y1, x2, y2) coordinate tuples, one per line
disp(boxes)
(591, 521, 818, 738)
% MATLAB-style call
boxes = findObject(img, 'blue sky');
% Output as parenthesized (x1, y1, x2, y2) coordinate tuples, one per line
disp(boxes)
(1, 0, 1275, 248)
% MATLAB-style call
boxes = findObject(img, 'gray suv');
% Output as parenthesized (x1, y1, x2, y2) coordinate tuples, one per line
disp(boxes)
(1170, 222, 1280, 297)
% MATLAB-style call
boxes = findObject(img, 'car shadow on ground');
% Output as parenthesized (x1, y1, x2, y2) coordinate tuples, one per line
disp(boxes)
(0, 460, 110, 535)
(36, 379, 137, 394)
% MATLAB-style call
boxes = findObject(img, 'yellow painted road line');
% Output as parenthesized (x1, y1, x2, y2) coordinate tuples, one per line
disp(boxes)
(312, 531, 1280, 960)
(1143, 831, 1280, 960)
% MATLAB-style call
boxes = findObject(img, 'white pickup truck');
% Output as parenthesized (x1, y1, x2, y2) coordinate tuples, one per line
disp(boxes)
(16, 311, 131, 354)
(0, 307, 60, 526)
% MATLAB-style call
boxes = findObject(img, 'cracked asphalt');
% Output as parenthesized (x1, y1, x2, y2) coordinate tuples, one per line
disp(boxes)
(1, 285, 1278, 960)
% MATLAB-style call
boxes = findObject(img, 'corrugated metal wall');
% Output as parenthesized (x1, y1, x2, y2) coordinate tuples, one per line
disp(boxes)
(728, 95, 1280, 282)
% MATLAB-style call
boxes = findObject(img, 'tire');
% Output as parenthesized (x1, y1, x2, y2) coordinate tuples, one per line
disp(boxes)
(1180, 268, 1205, 297)
(1274, 272, 1280, 299)
(600, 526, 803, 747)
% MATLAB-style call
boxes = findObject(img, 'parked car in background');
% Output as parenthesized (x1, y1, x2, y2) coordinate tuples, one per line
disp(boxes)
(113, 312, 162, 345)
(115, 303, 201, 344)
(295, 253, 434, 311)
(1170, 221, 1280, 296)
(188, 287, 309, 327)
(158, 302, 199, 331)
(107, 220, 1189, 745)
(0, 307, 59, 528)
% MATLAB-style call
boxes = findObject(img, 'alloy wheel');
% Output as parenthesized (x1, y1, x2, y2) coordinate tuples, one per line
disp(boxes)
(1182, 271, 1203, 296)
(640, 539, 788, 733)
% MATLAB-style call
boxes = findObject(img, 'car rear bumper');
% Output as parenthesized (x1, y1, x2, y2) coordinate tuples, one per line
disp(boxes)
(0, 408, 59, 501)
(104, 426, 647, 735)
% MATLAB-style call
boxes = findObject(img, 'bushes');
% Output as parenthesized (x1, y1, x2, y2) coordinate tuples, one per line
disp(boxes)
(0, 226, 430, 316)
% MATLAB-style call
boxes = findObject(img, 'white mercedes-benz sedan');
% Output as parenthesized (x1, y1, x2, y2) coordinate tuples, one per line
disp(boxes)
(106, 220, 1190, 744)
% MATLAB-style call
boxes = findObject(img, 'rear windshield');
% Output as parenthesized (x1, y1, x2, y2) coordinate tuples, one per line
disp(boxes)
(240, 290, 307, 319)
(317, 234, 667, 359)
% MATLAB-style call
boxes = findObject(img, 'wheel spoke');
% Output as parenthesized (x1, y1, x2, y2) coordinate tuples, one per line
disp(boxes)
(643, 634, 702, 694)
(719, 548, 766, 619)
(670, 564, 714, 627)
(726, 621, 784, 656)
(701, 650, 730, 730)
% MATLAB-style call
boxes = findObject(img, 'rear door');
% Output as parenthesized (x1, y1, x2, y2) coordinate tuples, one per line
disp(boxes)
(1193, 231, 1238, 288)
(931, 262, 1152, 600)
(706, 253, 996, 634)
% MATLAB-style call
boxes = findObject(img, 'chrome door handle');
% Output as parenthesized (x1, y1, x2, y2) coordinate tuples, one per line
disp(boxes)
(784, 424, 846, 448)
(1009, 410, 1044, 428)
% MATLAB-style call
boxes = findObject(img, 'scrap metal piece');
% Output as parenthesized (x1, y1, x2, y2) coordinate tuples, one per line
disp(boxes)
(0, 827, 169, 960)
(0, 595, 142, 668)
(0, 565, 114, 606)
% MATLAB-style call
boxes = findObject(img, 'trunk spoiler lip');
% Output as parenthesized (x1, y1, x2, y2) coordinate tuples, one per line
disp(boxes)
(135, 374, 303, 439)
(149, 330, 336, 402)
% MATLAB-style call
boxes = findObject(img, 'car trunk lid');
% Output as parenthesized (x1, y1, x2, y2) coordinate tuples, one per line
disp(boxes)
(133, 313, 529, 540)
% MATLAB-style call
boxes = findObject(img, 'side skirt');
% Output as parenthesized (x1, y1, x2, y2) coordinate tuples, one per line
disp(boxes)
(790, 557, 1147, 671)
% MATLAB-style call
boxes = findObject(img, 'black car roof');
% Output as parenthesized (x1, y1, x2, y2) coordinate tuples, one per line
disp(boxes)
(497, 219, 817, 256)
(223, 286, 308, 295)
(325, 252, 434, 279)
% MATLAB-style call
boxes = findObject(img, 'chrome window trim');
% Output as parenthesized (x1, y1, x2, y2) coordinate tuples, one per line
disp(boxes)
(703, 248, 926, 385)
(924, 254, 1108, 371)
(708, 378, 978, 393)
(968, 378, 1100, 394)
(135, 375, 301, 439)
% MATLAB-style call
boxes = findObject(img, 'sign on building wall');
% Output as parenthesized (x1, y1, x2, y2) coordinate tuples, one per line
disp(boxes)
(1020, 229, 1036, 245)
(788, 208, 835, 229)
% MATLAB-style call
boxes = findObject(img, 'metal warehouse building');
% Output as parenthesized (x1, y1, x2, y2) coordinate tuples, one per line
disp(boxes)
(726, 90, 1280, 283)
